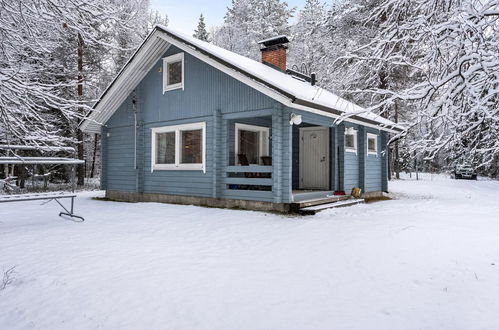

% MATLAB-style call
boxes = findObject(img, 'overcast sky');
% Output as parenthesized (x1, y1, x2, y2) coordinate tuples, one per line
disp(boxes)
(150, 0, 306, 35)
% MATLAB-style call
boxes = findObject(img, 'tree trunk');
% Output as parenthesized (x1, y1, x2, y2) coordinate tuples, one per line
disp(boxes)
(393, 101, 400, 179)
(76, 32, 85, 186)
(89, 133, 98, 178)
(18, 166, 26, 189)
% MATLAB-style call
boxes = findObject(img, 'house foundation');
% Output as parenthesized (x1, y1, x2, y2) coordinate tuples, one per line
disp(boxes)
(106, 190, 291, 213)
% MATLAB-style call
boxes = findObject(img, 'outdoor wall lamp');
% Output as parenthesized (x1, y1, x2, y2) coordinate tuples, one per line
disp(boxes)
(289, 113, 302, 125)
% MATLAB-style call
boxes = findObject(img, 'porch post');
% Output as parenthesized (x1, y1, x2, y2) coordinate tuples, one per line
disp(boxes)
(358, 126, 366, 193)
(212, 109, 222, 198)
(337, 124, 345, 192)
(272, 107, 283, 203)
(330, 126, 336, 191)
(271, 105, 292, 204)
(381, 131, 389, 192)
(281, 107, 292, 203)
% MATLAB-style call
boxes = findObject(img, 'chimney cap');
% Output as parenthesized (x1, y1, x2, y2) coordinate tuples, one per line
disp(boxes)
(257, 35, 289, 48)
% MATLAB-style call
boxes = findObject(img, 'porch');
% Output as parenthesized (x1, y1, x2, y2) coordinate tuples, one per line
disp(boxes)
(217, 108, 343, 206)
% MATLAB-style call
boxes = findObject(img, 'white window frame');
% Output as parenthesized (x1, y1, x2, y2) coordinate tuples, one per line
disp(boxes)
(151, 122, 206, 172)
(344, 128, 358, 153)
(367, 133, 378, 156)
(163, 53, 184, 93)
(235, 123, 270, 165)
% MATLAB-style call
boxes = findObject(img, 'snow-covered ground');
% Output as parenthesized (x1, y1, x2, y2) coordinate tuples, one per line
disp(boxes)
(1, 174, 498, 329)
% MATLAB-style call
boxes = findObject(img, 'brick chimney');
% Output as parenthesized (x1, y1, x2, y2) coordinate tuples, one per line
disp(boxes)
(257, 35, 289, 71)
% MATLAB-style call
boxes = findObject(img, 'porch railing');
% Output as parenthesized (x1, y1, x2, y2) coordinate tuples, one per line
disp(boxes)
(222, 166, 273, 201)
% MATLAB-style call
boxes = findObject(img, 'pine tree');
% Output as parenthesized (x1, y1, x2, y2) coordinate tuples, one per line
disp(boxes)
(0, 0, 166, 184)
(336, 0, 499, 176)
(288, 0, 327, 77)
(193, 14, 210, 41)
(213, 0, 294, 59)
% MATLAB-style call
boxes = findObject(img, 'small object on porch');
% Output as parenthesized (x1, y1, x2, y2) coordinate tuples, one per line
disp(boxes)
(236, 154, 270, 190)
(237, 154, 250, 166)
(351, 187, 362, 198)
(237, 154, 257, 179)
(333, 191, 346, 195)
(261, 156, 272, 166)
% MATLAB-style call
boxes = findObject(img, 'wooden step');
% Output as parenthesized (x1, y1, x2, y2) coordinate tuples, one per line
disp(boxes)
(294, 195, 351, 208)
(298, 199, 365, 215)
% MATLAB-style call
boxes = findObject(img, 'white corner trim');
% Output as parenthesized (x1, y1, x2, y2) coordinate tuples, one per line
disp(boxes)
(163, 52, 184, 93)
(151, 121, 206, 172)
(234, 123, 270, 165)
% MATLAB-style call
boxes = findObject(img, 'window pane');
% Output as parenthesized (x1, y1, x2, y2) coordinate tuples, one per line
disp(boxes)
(168, 61, 182, 85)
(368, 138, 376, 152)
(345, 134, 355, 149)
(181, 129, 202, 164)
(239, 130, 259, 164)
(156, 132, 175, 164)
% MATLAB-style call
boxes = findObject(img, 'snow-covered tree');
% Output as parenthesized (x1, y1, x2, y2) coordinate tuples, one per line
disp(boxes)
(288, 0, 328, 78)
(193, 14, 210, 41)
(338, 0, 499, 175)
(0, 0, 166, 184)
(213, 0, 295, 59)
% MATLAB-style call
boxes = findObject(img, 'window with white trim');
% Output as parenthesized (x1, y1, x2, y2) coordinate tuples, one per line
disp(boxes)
(367, 133, 378, 155)
(163, 53, 184, 93)
(151, 122, 205, 171)
(235, 123, 270, 165)
(344, 127, 357, 152)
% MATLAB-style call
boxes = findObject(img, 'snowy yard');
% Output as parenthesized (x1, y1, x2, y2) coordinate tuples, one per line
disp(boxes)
(1, 175, 499, 329)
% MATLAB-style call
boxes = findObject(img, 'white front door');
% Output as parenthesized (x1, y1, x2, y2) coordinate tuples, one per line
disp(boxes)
(299, 127, 329, 190)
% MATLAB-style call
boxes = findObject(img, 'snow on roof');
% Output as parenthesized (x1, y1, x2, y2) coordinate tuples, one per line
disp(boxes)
(257, 35, 289, 44)
(159, 25, 402, 131)
(0, 144, 75, 152)
(80, 25, 402, 133)
(0, 157, 84, 165)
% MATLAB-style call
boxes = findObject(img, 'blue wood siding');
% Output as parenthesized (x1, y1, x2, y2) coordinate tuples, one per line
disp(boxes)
(104, 124, 137, 192)
(343, 123, 359, 193)
(104, 45, 279, 202)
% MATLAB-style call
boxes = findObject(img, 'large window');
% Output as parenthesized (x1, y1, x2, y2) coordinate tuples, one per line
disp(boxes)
(235, 123, 270, 165)
(367, 133, 378, 155)
(163, 53, 184, 93)
(151, 122, 205, 171)
(344, 127, 357, 153)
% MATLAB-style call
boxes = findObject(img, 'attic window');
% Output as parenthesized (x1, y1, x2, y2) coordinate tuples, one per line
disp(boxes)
(163, 53, 184, 93)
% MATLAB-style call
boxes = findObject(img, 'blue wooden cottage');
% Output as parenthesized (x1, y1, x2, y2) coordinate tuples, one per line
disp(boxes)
(80, 25, 403, 213)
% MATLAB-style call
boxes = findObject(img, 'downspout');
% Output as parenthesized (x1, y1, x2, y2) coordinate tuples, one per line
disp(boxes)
(132, 90, 139, 192)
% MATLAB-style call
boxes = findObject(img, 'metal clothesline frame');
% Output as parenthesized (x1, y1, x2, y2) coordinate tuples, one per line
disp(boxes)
(0, 145, 85, 221)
